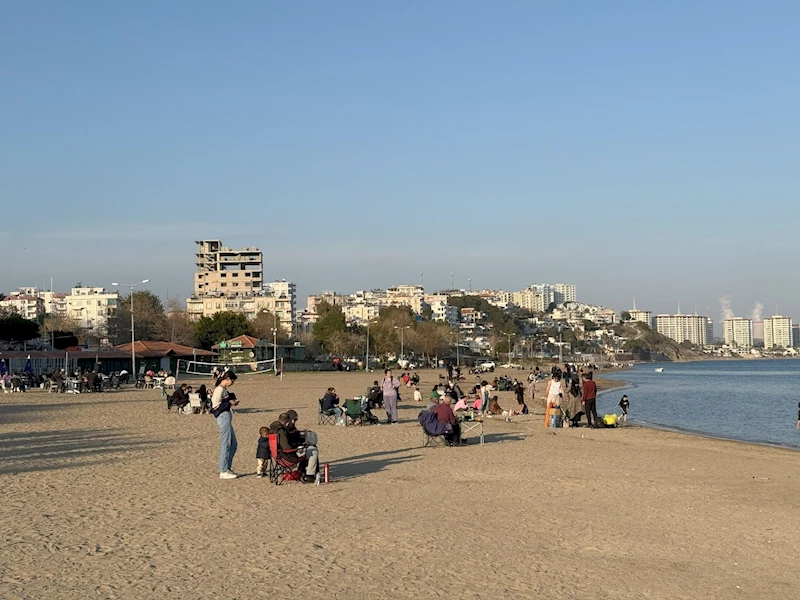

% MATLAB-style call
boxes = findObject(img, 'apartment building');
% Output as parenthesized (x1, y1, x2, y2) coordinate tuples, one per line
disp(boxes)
(66, 287, 119, 332)
(0, 295, 45, 321)
(793, 324, 800, 348)
(627, 309, 653, 327)
(654, 314, 712, 346)
(193, 239, 263, 296)
(763, 316, 793, 349)
(723, 318, 754, 349)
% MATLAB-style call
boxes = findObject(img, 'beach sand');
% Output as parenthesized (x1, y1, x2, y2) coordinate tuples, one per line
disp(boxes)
(1, 369, 798, 599)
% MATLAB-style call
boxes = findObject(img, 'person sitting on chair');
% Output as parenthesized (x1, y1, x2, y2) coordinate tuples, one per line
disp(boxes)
(322, 387, 344, 426)
(432, 396, 461, 446)
(269, 413, 316, 483)
(169, 384, 190, 412)
(368, 380, 383, 409)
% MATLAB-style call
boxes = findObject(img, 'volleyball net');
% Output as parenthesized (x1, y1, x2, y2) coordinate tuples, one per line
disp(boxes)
(177, 359, 280, 377)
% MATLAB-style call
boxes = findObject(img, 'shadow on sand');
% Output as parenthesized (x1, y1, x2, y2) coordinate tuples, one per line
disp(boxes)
(330, 453, 422, 481)
(0, 428, 169, 475)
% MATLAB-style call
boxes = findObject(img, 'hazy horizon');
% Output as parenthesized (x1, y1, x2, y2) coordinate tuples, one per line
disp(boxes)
(2, 2, 798, 328)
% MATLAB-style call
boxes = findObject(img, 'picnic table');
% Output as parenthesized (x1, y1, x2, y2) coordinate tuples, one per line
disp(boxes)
(459, 415, 484, 446)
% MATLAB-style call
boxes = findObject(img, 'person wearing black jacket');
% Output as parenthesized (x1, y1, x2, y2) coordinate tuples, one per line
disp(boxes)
(255, 426, 270, 478)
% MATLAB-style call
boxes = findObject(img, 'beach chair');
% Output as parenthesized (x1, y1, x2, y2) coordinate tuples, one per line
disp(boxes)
(267, 433, 302, 485)
(418, 411, 448, 448)
(188, 393, 202, 414)
(318, 398, 336, 426)
(344, 398, 365, 426)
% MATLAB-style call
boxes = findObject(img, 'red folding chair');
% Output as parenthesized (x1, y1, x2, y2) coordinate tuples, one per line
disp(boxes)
(268, 433, 302, 485)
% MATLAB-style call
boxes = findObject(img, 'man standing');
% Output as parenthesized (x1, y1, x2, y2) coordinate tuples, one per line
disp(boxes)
(581, 372, 598, 428)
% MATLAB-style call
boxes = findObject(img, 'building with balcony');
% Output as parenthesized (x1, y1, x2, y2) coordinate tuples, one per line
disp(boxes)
(654, 314, 712, 346)
(65, 286, 118, 332)
(193, 239, 263, 297)
(723, 318, 754, 350)
(763, 316, 793, 349)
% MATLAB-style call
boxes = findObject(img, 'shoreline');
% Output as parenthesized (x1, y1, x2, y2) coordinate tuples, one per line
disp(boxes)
(593, 368, 800, 453)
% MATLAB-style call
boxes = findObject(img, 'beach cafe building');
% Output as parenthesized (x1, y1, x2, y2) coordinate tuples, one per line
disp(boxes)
(212, 335, 305, 364)
(114, 340, 217, 374)
(0, 349, 135, 376)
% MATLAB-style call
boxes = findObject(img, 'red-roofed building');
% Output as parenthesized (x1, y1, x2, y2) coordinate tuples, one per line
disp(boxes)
(114, 340, 216, 374)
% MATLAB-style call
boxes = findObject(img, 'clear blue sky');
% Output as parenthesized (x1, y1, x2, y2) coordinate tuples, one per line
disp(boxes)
(1, 1, 798, 327)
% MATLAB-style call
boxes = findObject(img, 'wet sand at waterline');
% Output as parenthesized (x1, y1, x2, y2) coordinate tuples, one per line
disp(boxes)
(1, 369, 797, 599)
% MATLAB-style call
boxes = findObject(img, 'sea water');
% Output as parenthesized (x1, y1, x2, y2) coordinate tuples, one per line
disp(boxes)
(597, 359, 800, 450)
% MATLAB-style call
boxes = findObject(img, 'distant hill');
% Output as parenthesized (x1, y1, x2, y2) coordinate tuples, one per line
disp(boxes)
(613, 322, 706, 362)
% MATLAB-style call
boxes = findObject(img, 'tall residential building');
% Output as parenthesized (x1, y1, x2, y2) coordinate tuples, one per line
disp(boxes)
(66, 286, 119, 332)
(723, 318, 754, 349)
(193, 239, 263, 297)
(265, 280, 297, 330)
(654, 314, 712, 346)
(628, 309, 653, 327)
(792, 324, 800, 348)
(553, 284, 576, 304)
(763, 316, 792, 349)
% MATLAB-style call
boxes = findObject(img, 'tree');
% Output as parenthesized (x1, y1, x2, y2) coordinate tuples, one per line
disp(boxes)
(111, 290, 166, 343)
(583, 319, 598, 332)
(313, 301, 346, 349)
(251, 310, 290, 343)
(196, 312, 253, 350)
(412, 321, 451, 361)
(154, 299, 198, 347)
(0, 315, 40, 342)
(621, 311, 632, 322)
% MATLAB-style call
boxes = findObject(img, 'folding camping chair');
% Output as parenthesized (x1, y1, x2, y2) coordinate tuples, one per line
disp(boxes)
(318, 398, 336, 426)
(267, 433, 303, 485)
(188, 393, 203, 414)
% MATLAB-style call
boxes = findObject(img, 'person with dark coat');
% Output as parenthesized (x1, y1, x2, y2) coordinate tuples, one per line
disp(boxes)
(255, 426, 270, 478)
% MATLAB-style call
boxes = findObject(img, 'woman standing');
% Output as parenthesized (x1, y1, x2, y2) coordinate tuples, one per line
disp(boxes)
(543, 371, 563, 427)
(212, 371, 239, 479)
(381, 369, 400, 424)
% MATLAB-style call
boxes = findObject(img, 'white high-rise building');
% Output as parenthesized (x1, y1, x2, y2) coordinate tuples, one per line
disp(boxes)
(553, 284, 576, 304)
(654, 314, 712, 346)
(763, 316, 792, 349)
(628, 309, 653, 327)
(723, 318, 754, 349)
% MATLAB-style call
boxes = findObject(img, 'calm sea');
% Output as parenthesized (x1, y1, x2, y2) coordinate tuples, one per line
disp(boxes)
(598, 359, 800, 450)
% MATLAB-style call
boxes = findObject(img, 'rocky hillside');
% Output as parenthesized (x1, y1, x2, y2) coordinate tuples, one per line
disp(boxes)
(613, 322, 706, 362)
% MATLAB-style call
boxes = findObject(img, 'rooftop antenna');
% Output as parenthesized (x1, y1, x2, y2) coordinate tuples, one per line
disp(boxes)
(633, 297, 636, 310)
(677, 302, 681, 315)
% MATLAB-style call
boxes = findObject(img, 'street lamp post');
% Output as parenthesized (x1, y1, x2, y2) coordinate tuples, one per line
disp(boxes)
(394, 325, 410, 361)
(365, 321, 370, 372)
(505, 333, 514, 365)
(112, 279, 150, 382)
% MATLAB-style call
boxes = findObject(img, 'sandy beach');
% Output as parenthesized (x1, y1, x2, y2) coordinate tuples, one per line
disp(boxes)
(1, 368, 798, 599)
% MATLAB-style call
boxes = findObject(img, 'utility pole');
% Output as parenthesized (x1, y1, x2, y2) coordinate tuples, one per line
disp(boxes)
(505, 333, 514, 364)
(365, 321, 370, 371)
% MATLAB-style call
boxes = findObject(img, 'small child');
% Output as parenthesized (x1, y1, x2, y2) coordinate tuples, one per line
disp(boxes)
(256, 426, 270, 478)
(796, 402, 800, 430)
(618, 395, 630, 423)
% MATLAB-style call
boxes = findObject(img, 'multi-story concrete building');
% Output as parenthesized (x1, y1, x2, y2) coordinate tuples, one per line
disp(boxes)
(186, 240, 295, 333)
(654, 314, 712, 346)
(265, 280, 297, 331)
(4, 287, 67, 318)
(763, 316, 793, 349)
(723, 318, 754, 349)
(793, 324, 800, 348)
(0, 295, 45, 321)
(628, 309, 653, 327)
(66, 287, 119, 332)
(430, 300, 460, 327)
(553, 284, 576, 304)
(193, 239, 263, 297)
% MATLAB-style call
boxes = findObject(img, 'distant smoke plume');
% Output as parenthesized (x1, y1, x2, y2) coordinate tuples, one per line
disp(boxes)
(750, 301, 764, 323)
(719, 295, 735, 322)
